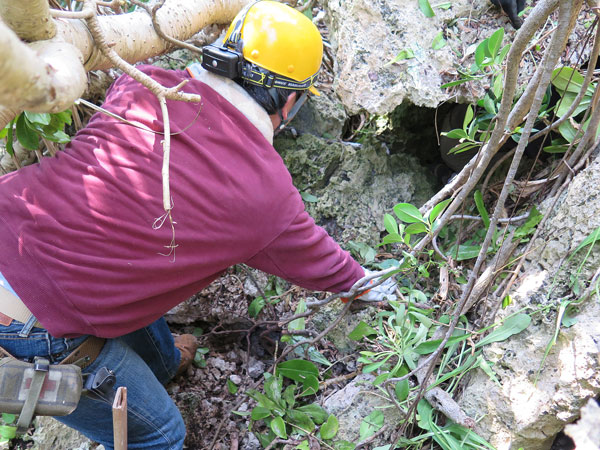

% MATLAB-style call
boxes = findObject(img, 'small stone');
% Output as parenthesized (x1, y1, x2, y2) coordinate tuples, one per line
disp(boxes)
(247, 358, 265, 379)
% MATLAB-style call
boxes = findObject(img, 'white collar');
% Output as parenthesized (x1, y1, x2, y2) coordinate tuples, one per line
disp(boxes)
(188, 65, 274, 144)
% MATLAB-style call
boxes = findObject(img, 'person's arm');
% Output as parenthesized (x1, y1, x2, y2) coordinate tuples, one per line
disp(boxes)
(245, 210, 364, 293)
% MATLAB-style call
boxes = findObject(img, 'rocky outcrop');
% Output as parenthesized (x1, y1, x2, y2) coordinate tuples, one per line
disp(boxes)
(459, 153, 600, 450)
(275, 133, 437, 246)
(324, 0, 503, 114)
(564, 398, 600, 449)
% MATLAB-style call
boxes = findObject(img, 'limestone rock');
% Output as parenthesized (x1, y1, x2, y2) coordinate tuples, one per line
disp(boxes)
(458, 154, 600, 450)
(30, 417, 101, 450)
(324, 0, 501, 114)
(289, 92, 347, 140)
(275, 134, 436, 246)
(323, 374, 402, 444)
(564, 398, 600, 450)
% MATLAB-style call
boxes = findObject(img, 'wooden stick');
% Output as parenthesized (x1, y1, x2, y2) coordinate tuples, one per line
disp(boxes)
(112, 386, 127, 450)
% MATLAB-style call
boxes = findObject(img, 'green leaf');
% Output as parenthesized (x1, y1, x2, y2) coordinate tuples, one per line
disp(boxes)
(572, 226, 600, 255)
(514, 206, 543, 239)
(393, 203, 426, 224)
(248, 389, 285, 414)
(227, 379, 238, 394)
(320, 415, 339, 440)
(288, 299, 306, 331)
(476, 313, 531, 348)
(404, 222, 428, 235)
(359, 410, 384, 440)
(386, 49, 415, 66)
(561, 305, 579, 328)
(297, 404, 328, 424)
(474, 39, 488, 69)
(435, 2, 452, 9)
(474, 190, 490, 229)
(497, 43, 511, 64)
(282, 384, 296, 408)
(1, 414, 15, 425)
(441, 78, 472, 89)
(414, 333, 470, 354)
(251, 406, 272, 420)
(487, 28, 504, 59)
(418, 0, 435, 17)
(363, 358, 389, 373)
(432, 31, 447, 50)
(276, 360, 319, 395)
(349, 321, 377, 340)
(372, 372, 390, 385)
(15, 114, 39, 150)
(301, 192, 318, 203)
(287, 409, 315, 432)
(442, 129, 469, 140)
(384, 214, 399, 235)
(502, 295, 512, 309)
(455, 244, 483, 261)
(477, 355, 501, 386)
(276, 359, 318, 380)
(24, 112, 51, 126)
(0, 425, 16, 440)
(463, 104, 474, 130)
(492, 73, 504, 99)
(429, 199, 452, 224)
(551, 67, 588, 94)
(483, 93, 497, 115)
(381, 233, 404, 245)
(248, 297, 265, 318)
(296, 440, 310, 450)
(44, 129, 71, 144)
(558, 120, 579, 143)
(395, 379, 410, 401)
(334, 441, 356, 450)
(193, 347, 209, 368)
(270, 416, 287, 439)
(263, 374, 283, 407)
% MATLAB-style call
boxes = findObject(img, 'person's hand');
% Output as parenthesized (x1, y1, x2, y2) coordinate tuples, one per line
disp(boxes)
(342, 268, 397, 303)
(490, 0, 526, 29)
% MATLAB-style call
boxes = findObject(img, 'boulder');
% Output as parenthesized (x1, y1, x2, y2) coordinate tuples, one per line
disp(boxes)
(275, 133, 437, 246)
(458, 153, 600, 450)
(324, 0, 503, 114)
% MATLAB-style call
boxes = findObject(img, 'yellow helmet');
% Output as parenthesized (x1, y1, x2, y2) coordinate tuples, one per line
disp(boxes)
(223, 1, 323, 94)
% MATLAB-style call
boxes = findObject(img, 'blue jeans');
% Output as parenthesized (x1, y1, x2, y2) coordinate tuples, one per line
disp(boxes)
(0, 273, 185, 449)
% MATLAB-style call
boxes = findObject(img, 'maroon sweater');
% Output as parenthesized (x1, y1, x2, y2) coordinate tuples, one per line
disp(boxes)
(0, 66, 363, 338)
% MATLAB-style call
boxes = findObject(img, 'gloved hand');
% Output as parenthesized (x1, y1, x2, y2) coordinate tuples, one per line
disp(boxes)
(490, 0, 526, 29)
(342, 268, 397, 303)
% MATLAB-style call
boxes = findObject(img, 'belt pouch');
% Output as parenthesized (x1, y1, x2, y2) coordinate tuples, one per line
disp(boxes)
(0, 357, 82, 417)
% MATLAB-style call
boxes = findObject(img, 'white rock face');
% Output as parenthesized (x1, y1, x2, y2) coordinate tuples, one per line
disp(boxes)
(325, 0, 500, 114)
(565, 399, 600, 449)
(459, 154, 600, 450)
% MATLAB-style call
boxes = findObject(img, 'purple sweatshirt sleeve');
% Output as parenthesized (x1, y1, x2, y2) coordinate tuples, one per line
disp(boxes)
(245, 210, 364, 293)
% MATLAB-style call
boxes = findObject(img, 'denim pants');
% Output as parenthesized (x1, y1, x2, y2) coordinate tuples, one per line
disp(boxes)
(0, 272, 186, 449)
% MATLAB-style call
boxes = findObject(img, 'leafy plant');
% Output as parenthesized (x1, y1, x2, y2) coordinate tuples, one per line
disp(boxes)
(238, 361, 343, 448)
(0, 413, 17, 446)
(550, 66, 599, 150)
(248, 275, 288, 318)
(3, 110, 72, 157)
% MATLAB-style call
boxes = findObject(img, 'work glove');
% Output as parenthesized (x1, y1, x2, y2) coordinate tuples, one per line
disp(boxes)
(342, 268, 397, 303)
(490, 0, 526, 29)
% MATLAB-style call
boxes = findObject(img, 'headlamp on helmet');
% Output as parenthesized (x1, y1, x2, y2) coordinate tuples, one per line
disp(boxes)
(201, 0, 323, 95)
